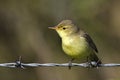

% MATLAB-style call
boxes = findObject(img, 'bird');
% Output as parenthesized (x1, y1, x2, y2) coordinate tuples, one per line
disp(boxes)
(49, 20, 101, 69)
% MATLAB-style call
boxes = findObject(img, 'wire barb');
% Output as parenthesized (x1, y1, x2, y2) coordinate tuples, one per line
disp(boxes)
(15, 56, 25, 69)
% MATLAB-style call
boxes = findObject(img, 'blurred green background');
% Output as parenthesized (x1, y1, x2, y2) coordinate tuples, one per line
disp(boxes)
(0, 0, 120, 80)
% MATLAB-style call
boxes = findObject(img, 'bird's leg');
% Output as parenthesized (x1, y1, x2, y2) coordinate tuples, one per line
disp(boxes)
(96, 59, 102, 67)
(86, 56, 101, 68)
(86, 56, 93, 68)
(68, 58, 74, 69)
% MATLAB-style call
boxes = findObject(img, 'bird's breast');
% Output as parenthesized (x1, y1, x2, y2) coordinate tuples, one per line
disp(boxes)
(62, 36, 90, 58)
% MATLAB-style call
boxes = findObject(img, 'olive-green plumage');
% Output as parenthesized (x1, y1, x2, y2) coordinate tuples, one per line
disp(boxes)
(49, 20, 101, 64)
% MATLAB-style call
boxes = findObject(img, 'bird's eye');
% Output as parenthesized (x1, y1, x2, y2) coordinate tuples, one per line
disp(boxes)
(63, 27, 66, 30)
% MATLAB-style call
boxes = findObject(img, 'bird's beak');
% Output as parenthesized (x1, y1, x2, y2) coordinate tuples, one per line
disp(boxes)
(48, 26, 57, 30)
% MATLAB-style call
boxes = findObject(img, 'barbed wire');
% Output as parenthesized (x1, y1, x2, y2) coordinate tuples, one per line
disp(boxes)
(0, 57, 120, 69)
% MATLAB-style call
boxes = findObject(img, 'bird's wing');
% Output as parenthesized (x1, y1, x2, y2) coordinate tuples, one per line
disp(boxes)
(83, 33, 98, 53)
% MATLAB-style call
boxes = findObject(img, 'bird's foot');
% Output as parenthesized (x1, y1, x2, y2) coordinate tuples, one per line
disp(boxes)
(68, 58, 74, 70)
(86, 56, 100, 68)
(68, 61, 72, 69)
(87, 61, 100, 68)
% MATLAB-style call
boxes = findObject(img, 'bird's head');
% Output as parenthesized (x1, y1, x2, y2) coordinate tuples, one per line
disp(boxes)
(49, 20, 78, 38)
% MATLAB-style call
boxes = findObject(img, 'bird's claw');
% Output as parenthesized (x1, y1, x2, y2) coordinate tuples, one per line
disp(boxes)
(87, 61, 100, 68)
(68, 61, 72, 69)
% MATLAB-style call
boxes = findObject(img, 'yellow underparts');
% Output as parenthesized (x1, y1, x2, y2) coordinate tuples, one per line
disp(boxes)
(62, 35, 93, 59)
